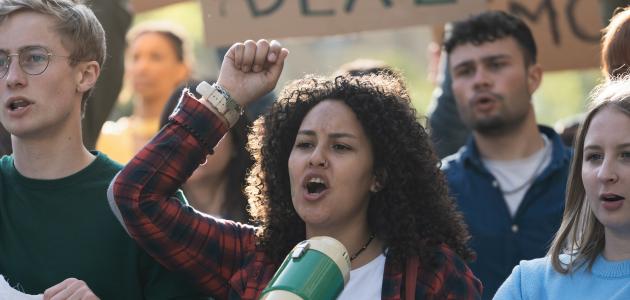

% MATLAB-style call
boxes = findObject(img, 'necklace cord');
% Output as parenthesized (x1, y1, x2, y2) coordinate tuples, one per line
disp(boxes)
(350, 234, 375, 261)
(496, 137, 551, 195)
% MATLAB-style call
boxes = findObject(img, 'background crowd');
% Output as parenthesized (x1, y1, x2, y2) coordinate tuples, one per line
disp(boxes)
(1, 0, 630, 299)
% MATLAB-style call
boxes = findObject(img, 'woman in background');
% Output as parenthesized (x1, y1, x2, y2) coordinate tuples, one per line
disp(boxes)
(159, 80, 253, 222)
(601, 6, 630, 78)
(97, 21, 190, 163)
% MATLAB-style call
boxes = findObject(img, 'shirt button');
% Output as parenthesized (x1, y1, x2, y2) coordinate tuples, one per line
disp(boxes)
(492, 180, 499, 188)
(511, 224, 519, 233)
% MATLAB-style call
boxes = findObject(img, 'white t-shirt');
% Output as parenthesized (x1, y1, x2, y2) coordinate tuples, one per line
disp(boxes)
(337, 253, 386, 300)
(482, 135, 551, 217)
(0, 275, 41, 300)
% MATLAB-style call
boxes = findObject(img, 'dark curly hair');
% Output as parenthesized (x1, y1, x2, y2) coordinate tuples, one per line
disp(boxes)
(444, 10, 537, 66)
(246, 74, 474, 269)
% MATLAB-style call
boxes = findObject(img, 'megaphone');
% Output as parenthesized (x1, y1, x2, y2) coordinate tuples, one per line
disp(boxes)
(260, 236, 351, 300)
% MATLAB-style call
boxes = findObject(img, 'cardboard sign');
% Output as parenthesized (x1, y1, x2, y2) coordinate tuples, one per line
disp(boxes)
(199, 0, 486, 47)
(490, 0, 603, 71)
(130, 0, 603, 71)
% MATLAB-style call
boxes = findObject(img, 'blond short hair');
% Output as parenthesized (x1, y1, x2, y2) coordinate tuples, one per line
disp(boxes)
(0, 0, 106, 110)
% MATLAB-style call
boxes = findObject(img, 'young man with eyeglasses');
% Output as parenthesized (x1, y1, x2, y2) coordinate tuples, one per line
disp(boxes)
(0, 1, 204, 298)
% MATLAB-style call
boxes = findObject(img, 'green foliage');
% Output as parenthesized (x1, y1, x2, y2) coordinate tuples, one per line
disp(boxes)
(534, 70, 601, 127)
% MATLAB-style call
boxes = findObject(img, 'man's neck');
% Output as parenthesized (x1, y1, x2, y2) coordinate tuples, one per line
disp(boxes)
(11, 128, 95, 180)
(474, 113, 545, 161)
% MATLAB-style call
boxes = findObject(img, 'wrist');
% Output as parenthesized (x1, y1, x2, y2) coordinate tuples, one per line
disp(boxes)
(216, 78, 247, 107)
(196, 81, 243, 127)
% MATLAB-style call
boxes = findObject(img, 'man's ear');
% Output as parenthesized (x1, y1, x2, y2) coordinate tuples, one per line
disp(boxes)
(526, 63, 543, 95)
(76, 61, 100, 94)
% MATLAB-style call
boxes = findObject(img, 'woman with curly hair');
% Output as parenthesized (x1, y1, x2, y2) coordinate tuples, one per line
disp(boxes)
(109, 40, 481, 299)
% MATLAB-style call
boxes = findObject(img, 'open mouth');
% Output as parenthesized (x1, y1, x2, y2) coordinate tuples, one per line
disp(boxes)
(471, 94, 497, 108)
(7, 98, 32, 111)
(477, 97, 493, 105)
(471, 92, 502, 107)
(601, 194, 625, 202)
(305, 177, 328, 194)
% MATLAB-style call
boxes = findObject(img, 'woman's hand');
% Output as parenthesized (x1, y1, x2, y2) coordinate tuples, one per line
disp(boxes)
(217, 39, 289, 107)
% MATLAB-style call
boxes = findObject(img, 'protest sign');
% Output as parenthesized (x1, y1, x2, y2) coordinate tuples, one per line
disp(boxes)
(199, 0, 486, 46)
(490, 0, 603, 70)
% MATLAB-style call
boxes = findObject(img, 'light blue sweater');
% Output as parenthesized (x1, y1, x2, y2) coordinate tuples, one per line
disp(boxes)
(493, 254, 630, 299)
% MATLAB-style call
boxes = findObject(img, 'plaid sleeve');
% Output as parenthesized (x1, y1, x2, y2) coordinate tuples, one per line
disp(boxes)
(417, 245, 483, 300)
(111, 91, 258, 298)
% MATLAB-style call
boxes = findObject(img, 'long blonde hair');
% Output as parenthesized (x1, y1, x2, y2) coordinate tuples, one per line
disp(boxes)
(549, 77, 630, 273)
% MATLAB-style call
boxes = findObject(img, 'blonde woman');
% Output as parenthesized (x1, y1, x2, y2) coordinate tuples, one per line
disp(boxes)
(494, 78, 630, 299)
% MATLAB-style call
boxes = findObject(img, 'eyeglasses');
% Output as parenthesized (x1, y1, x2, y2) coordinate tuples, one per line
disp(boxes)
(0, 46, 70, 78)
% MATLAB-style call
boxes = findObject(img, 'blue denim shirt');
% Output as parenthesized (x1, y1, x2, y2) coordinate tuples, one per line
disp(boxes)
(441, 126, 572, 300)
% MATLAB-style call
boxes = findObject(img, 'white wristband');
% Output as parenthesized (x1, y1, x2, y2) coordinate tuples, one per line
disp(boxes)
(196, 81, 242, 127)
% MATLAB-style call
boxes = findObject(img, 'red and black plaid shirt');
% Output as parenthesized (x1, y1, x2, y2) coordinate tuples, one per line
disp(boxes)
(110, 93, 482, 299)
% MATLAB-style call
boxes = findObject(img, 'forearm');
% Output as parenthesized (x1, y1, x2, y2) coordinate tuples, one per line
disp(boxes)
(108, 37, 288, 295)
(114, 91, 226, 199)
(108, 91, 257, 295)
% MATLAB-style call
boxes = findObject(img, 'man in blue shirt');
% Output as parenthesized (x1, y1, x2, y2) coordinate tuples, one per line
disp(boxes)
(441, 11, 572, 299)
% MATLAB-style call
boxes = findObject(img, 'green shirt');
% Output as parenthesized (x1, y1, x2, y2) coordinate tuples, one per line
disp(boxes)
(0, 152, 203, 299)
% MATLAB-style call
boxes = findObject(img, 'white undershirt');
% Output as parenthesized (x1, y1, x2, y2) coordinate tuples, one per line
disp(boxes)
(482, 135, 551, 217)
(0, 275, 41, 300)
(337, 253, 386, 300)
